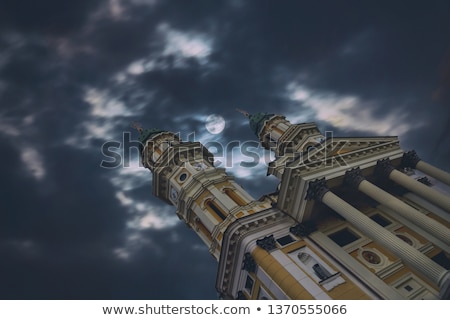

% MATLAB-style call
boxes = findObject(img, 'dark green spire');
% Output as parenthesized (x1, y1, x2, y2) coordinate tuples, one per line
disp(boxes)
(249, 112, 275, 136)
(134, 126, 165, 153)
(138, 128, 165, 145)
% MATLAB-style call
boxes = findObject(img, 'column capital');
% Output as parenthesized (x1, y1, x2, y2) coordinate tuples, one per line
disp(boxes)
(256, 235, 277, 251)
(401, 150, 421, 169)
(375, 158, 394, 180)
(305, 177, 329, 201)
(417, 176, 432, 186)
(344, 167, 366, 188)
(290, 222, 317, 237)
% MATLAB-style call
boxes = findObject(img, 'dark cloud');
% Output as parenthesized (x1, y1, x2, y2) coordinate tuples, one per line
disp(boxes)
(0, 0, 103, 35)
(0, 223, 217, 299)
(0, 0, 449, 299)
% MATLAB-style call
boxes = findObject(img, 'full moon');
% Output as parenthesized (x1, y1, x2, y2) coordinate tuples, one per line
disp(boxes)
(205, 114, 226, 134)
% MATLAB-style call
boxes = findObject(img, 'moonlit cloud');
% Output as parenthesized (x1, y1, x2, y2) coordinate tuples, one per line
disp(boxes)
(126, 59, 155, 75)
(20, 147, 46, 180)
(108, 0, 126, 20)
(115, 22, 213, 80)
(0, 120, 21, 137)
(159, 24, 212, 60)
(93, 0, 159, 22)
(85, 88, 132, 118)
(66, 86, 147, 148)
(124, 199, 179, 231)
(134, 209, 178, 230)
(287, 83, 422, 135)
(113, 232, 163, 261)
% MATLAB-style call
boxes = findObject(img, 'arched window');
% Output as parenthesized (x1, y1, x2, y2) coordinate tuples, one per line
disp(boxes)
(297, 252, 332, 281)
(272, 126, 284, 135)
(224, 188, 247, 206)
(205, 200, 227, 221)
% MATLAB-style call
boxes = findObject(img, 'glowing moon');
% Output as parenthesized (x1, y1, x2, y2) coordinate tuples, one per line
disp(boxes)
(205, 114, 225, 134)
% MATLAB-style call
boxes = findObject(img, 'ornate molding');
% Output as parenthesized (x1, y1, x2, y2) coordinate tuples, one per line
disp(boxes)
(242, 252, 257, 273)
(417, 176, 432, 186)
(256, 235, 277, 251)
(290, 222, 317, 237)
(375, 158, 394, 180)
(287, 137, 401, 175)
(305, 178, 329, 201)
(215, 208, 290, 298)
(401, 150, 421, 169)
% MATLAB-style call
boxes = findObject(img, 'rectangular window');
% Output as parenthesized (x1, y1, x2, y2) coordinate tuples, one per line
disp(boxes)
(245, 275, 254, 294)
(329, 228, 360, 247)
(257, 287, 270, 300)
(276, 235, 295, 246)
(431, 251, 450, 270)
(369, 213, 391, 227)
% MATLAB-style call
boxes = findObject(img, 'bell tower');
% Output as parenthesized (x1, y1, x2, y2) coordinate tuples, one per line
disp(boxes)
(237, 109, 325, 179)
(138, 126, 273, 259)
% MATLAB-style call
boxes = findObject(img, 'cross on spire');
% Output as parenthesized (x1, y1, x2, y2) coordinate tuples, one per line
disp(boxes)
(236, 108, 250, 118)
(131, 121, 144, 133)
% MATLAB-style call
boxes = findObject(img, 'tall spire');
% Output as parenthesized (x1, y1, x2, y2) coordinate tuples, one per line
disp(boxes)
(132, 122, 166, 153)
(238, 108, 277, 136)
(248, 112, 275, 136)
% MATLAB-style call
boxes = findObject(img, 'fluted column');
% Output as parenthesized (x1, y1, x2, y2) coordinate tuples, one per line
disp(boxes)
(416, 162, 450, 186)
(376, 159, 450, 212)
(344, 168, 450, 246)
(306, 178, 450, 292)
(402, 150, 450, 186)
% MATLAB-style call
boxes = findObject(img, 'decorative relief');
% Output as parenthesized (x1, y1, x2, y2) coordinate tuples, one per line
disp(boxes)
(170, 186, 178, 203)
(361, 250, 381, 265)
(395, 232, 419, 248)
(256, 235, 277, 251)
(356, 247, 391, 272)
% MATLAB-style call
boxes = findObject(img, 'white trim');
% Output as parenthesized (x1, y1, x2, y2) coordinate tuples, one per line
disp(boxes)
(309, 232, 404, 299)
(287, 246, 342, 294)
(391, 272, 439, 299)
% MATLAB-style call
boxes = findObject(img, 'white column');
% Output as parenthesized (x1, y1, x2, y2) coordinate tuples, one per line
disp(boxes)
(416, 161, 450, 186)
(389, 169, 450, 212)
(402, 150, 450, 186)
(357, 180, 450, 245)
(320, 190, 449, 289)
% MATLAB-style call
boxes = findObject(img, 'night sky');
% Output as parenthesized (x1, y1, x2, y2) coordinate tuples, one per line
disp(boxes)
(1, 0, 449, 299)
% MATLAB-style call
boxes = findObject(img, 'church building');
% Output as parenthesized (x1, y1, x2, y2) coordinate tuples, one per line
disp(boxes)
(137, 111, 450, 300)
